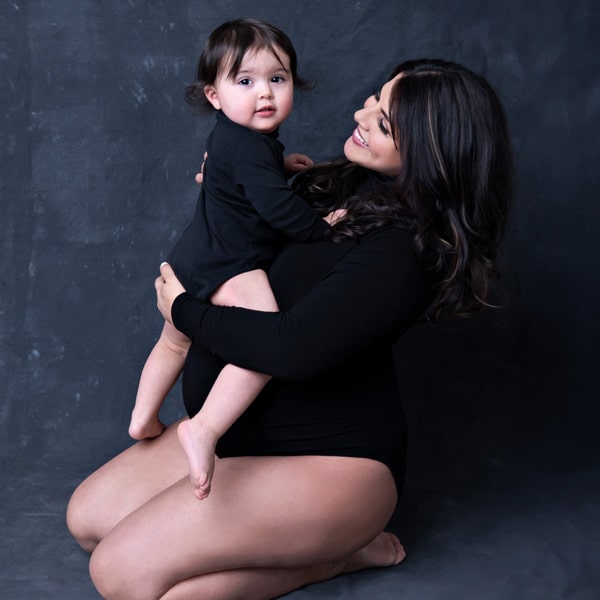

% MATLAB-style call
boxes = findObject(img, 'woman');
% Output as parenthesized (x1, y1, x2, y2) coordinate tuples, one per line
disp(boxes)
(67, 59, 512, 599)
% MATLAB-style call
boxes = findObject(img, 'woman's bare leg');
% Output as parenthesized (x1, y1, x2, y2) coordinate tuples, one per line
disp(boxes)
(160, 532, 405, 600)
(67, 419, 190, 552)
(177, 269, 277, 500)
(88, 454, 400, 600)
(129, 321, 191, 440)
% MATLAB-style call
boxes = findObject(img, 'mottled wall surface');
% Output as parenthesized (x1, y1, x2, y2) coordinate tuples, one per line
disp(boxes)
(0, 0, 599, 596)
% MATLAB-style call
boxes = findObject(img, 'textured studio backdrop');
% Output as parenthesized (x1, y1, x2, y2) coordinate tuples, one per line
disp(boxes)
(1, 1, 599, 598)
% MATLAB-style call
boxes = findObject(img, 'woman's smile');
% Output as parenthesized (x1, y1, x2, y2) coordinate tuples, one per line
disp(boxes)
(344, 74, 403, 176)
(352, 127, 369, 148)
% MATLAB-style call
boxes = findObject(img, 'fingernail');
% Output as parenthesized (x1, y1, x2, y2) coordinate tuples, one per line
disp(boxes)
(160, 261, 168, 267)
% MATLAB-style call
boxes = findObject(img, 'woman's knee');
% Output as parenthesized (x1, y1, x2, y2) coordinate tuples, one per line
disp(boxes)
(66, 474, 119, 553)
(89, 541, 128, 600)
(66, 481, 101, 552)
(89, 536, 163, 600)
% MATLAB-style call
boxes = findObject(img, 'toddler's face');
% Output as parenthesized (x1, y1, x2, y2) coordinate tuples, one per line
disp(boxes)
(204, 47, 294, 133)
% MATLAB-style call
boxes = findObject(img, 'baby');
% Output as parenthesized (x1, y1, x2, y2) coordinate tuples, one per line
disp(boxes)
(129, 19, 334, 499)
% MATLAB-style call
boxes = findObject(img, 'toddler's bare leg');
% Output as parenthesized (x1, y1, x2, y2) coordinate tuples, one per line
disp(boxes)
(177, 269, 277, 500)
(129, 321, 190, 440)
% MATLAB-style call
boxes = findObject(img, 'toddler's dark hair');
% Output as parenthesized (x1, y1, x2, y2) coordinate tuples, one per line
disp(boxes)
(185, 18, 309, 111)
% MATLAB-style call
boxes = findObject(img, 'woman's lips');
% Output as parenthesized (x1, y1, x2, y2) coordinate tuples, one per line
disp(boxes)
(352, 127, 368, 148)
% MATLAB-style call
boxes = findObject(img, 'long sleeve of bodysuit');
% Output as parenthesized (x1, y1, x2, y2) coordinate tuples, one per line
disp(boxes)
(208, 112, 329, 243)
(172, 227, 429, 380)
(232, 135, 330, 242)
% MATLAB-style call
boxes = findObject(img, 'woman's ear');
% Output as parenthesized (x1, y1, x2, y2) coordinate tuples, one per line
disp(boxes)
(204, 85, 221, 110)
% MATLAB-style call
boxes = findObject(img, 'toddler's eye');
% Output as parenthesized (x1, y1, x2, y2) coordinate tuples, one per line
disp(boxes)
(271, 76, 286, 83)
(238, 78, 252, 86)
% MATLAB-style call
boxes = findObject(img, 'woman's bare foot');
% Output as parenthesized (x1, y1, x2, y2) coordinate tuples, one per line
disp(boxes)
(128, 411, 166, 440)
(343, 532, 406, 573)
(177, 419, 218, 500)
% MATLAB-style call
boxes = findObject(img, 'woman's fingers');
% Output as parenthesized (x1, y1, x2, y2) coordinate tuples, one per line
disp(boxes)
(196, 151, 208, 185)
(155, 262, 186, 325)
(159, 261, 176, 280)
(324, 208, 347, 225)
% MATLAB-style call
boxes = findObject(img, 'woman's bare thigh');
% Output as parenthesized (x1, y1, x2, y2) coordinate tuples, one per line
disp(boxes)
(67, 418, 190, 550)
(89, 454, 397, 599)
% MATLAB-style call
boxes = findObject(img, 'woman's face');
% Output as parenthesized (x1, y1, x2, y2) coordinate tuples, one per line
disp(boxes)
(343, 74, 403, 176)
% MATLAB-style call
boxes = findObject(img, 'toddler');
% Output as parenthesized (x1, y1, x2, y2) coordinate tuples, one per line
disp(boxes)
(129, 19, 333, 499)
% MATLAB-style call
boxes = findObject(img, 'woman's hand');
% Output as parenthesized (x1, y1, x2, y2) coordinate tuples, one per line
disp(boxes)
(195, 151, 208, 185)
(155, 263, 186, 325)
(284, 152, 314, 177)
(324, 208, 347, 226)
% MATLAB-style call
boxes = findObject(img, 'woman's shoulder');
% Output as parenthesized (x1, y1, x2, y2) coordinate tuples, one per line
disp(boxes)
(352, 225, 429, 289)
(357, 224, 415, 252)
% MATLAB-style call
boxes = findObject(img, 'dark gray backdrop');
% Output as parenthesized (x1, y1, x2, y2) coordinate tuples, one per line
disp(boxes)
(1, 1, 599, 598)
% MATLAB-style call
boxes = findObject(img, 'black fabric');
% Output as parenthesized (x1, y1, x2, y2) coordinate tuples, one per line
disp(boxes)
(168, 111, 329, 300)
(173, 225, 430, 489)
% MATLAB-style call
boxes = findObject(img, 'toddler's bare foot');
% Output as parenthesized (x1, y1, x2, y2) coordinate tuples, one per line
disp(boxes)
(343, 532, 406, 573)
(177, 419, 218, 500)
(128, 412, 166, 440)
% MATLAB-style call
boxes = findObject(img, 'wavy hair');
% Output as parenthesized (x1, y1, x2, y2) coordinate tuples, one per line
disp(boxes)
(293, 59, 513, 320)
(185, 18, 309, 111)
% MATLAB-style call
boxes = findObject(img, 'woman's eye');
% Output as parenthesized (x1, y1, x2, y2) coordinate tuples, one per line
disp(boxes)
(378, 118, 389, 135)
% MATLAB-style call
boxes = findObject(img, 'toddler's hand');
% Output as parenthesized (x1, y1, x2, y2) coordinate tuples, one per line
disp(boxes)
(284, 152, 314, 177)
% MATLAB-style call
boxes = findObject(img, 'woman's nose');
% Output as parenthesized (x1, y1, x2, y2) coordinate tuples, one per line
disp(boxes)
(355, 95, 376, 124)
(364, 94, 377, 109)
(354, 107, 368, 128)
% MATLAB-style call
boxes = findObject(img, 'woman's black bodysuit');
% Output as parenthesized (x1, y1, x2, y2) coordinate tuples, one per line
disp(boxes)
(173, 225, 430, 490)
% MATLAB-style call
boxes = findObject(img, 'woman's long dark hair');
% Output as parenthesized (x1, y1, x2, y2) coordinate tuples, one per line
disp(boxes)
(293, 59, 513, 321)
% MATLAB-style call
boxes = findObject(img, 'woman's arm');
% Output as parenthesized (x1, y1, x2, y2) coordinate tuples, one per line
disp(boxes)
(158, 229, 429, 380)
